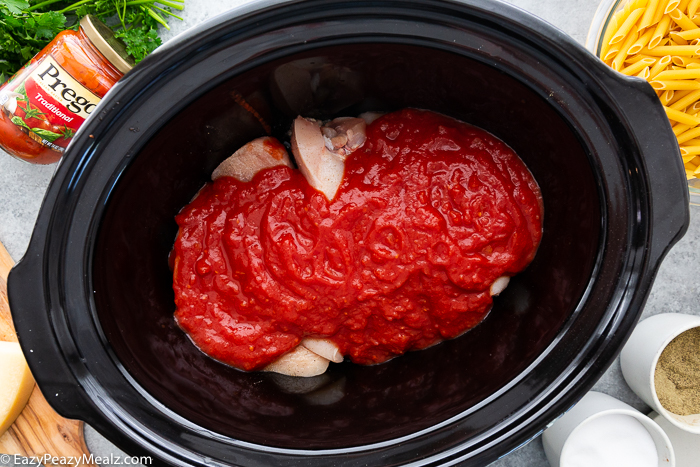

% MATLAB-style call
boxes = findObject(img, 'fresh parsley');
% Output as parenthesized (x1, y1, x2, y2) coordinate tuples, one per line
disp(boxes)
(0, 0, 184, 82)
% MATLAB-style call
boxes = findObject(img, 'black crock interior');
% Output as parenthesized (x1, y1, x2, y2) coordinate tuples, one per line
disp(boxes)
(93, 43, 599, 448)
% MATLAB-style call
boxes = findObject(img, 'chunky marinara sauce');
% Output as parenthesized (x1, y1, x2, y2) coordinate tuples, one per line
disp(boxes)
(172, 109, 543, 371)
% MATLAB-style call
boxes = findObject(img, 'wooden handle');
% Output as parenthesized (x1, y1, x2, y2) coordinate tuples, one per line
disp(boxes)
(0, 242, 16, 343)
(0, 241, 94, 465)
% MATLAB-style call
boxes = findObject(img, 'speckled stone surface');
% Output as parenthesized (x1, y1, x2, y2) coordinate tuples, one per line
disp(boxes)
(1, 0, 699, 466)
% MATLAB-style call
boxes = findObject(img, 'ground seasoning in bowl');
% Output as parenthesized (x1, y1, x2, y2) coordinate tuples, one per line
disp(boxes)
(654, 326, 700, 416)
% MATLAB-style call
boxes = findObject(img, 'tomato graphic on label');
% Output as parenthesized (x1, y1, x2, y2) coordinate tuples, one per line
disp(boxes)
(16, 102, 61, 141)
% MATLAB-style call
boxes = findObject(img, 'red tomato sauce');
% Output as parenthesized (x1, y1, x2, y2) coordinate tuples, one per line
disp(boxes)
(172, 109, 543, 371)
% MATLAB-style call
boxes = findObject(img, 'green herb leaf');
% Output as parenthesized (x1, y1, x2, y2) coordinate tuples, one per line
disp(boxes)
(34, 11, 66, 39)
(11, 115, 29, 129)
(1, 0, 184, 82)
(31, 126, 60, 142)
(115, 26, 160, 63)
(0, 0, 29, 15)
(59, 124, 74, 139)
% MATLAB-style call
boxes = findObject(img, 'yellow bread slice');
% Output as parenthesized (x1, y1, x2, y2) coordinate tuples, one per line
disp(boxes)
(0, 341, 35, 435)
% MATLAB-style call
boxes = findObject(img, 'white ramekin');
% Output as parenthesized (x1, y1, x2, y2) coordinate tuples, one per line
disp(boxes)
(542, 391, 674, 467)
(620, 313, 700, 434)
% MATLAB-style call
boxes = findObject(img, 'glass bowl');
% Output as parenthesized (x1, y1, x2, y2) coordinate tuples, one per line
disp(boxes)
(587, 0, 700, 207)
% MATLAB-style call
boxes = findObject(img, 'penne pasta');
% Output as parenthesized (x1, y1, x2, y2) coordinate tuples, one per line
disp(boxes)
(673, 26, 700, 38)
(662, 89, 677, 104)
(613, 31, 641, 69)
(673, 123, 692, 134)
(622, 57, 657, 74)
(670, 8, 698, 29)
(656, 67, 700, 78)
(626, 53, 657, 62)
(650, 55, 673, 77)
(689, 0, 700, 16)
(601, 18, 623, 58)
(604, 43, 623, 61)
(672, 122, 690, 137)
(676, 125, 700, 142)
(690, 159, 700, 173)
(601, 15, 624, 58)
(666, 0, 682, 14)
(680, 145, 700, 155)
(672, 55, 686, 64)
(651, 0, 665, 19)
(642, 44, 700, 54)
(667, 88, 694, 105)
(641, 0, 661, 27)
(638, 66, 652, 78)
(654, 0, 671, 22)
(631, 28, 657, 52)
(650, 15, 673, 46)
(651, 79, 700, 89)
(671, 33, 690, 43)
(670, 88, 700, 107)
(602, 0, 700, 180)
(664, 105, 700, 124)
(611, 8, 646, 43)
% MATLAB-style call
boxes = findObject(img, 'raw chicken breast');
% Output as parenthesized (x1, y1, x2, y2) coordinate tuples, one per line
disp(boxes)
(290, 116, 366, 200)
(212, 136, 291, 181)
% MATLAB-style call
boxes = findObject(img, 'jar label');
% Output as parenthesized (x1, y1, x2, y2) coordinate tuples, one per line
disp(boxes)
(0, 55, 101, 154)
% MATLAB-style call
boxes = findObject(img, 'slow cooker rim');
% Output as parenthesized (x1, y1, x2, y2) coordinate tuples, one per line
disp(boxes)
(7, 0, 689, 465)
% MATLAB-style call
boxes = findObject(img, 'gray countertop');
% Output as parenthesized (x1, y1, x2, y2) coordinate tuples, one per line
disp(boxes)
(1, 0, 699, 466)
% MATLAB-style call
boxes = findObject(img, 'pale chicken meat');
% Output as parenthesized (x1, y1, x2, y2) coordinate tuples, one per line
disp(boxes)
(263, 345, 330, 378)
(208, 136, 333, 377)
(288, 115, 509, 374)
(320, 117, 367, 158)
(290, 116, 366, 201)
(490, 276, 510, 296)
(212, 136, 292, 181)
(204, 116, 510, 377)
(301, 338, 344, 363)
(286, 115, 372, 370)
(286, 115, 512, 371)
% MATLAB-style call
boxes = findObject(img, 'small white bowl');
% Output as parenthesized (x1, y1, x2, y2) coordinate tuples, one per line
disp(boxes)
(620, 313, 700, 434)
(542, 391, 674, 467)
(649, 411, 700, 467)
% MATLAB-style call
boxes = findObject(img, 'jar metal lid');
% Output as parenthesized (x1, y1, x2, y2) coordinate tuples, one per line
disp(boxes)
(80, 15, 135, 74)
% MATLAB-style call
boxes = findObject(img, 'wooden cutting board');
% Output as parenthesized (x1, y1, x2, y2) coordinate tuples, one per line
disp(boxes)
(0, 241, 94, 465)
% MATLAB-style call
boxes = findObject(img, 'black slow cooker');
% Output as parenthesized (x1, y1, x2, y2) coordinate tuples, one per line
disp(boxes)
(8, 0, 690, 465)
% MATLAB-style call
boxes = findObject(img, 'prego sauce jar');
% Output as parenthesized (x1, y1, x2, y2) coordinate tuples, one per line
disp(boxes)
(0, 15, 133, 164)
